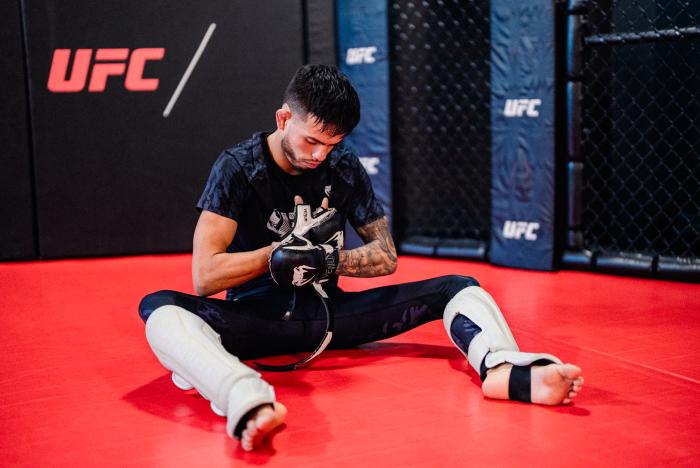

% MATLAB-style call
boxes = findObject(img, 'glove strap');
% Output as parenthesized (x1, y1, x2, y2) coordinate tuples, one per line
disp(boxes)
(320, 244, 339, 279)
(254, 282, 334, 372)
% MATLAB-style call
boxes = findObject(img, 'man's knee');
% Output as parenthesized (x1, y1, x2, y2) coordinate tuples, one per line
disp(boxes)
(439, 275, 480, 300)
(138, 290, 180, 323)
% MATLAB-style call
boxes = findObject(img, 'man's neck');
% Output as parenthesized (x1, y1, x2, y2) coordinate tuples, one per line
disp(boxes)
(266, 131, 299, 175)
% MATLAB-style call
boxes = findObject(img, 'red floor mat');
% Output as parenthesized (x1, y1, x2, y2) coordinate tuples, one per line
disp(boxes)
(1, 255, 698, 467)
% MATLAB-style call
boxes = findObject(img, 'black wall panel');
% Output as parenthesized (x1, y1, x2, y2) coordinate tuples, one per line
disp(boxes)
(23, 1, 303, 258)
(305, 0, 337, 65)
(0, 0, 37, 260)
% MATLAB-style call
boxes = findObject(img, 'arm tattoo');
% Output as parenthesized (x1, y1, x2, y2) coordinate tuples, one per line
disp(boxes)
(336, 216, 397, 277)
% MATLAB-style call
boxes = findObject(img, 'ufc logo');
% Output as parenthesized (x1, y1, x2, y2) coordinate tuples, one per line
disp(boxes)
(503, 98, 541, 117)
(503, 221, 540, 241)
(47, 48, 165, 93)
(359, 156, 380, 175)
(345, 47, 377, 65)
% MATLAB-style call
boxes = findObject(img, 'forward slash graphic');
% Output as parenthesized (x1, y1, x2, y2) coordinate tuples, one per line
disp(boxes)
(163, 23, 216, 118)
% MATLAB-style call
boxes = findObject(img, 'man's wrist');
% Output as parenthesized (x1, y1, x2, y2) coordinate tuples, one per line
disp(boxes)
(336, 250, 348, 275)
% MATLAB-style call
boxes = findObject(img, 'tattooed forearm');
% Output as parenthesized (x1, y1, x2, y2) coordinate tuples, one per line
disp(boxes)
(336, 216, 397, 277)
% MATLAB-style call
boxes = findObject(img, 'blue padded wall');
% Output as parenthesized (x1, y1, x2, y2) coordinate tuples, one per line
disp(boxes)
(337, 0, 392, 247)
(490, 0, 556, 270)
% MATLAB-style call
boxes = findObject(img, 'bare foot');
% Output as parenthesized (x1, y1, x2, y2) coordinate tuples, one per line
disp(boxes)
(482, 363, 584, 405)
(240, 402, 288, 452)
(531, 363, 584, 405)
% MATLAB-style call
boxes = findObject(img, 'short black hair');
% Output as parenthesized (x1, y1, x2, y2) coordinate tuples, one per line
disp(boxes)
(283, 64, 360, 137)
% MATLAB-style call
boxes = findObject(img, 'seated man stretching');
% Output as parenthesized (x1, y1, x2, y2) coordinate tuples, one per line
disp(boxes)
(138, 64, 584, 452)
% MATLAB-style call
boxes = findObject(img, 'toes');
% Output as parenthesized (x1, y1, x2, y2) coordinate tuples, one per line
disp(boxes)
(237, 403, 289, 452)
(560, 364, 582, 379)
(562, 398, 571, 404)
(241, 430, 258, 451)
(246, 420, 258, 437)
(241, 431, 253, 451)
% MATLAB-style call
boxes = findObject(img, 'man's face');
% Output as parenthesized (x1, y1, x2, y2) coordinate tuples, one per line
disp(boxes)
(280, 112, 344, 173)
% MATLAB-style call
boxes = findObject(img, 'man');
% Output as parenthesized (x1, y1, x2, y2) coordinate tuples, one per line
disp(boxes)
(138, 65, 583, 452)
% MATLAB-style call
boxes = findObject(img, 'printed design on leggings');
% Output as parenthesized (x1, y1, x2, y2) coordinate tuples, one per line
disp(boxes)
(381, 304, 429, 335)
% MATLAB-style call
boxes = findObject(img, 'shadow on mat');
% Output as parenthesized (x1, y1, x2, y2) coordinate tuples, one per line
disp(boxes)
(123, 374, 310, 461)
(253, 342, 481, 394)
(262, 341, 464, 371)
(123, 343, 460, 458)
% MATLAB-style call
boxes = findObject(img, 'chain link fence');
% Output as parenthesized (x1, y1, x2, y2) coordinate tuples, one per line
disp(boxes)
(389, 0, 491, 257)
(578, 0, 699, 274)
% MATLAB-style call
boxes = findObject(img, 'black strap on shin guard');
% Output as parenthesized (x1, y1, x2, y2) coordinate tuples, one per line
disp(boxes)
(508, 365, 532, 403)
(507, 359, 557, 403)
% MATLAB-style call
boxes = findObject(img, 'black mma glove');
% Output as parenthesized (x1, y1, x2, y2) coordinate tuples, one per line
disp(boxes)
(269, 203, 344, 287)
(269, 235, 339, 287)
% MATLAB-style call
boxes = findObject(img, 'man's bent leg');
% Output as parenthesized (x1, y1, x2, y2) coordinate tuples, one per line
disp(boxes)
(145, 304, 276, 439)
(443, 286, 583, 404)
(328, 275, 479, 348)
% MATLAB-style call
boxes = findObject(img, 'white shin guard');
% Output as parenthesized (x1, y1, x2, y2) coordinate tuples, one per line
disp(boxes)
(145, 305, 275, 438)
(443, 286, 561, 376)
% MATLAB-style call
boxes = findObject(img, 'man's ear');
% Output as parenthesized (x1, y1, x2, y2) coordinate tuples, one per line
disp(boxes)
(275, 104, 292, 130)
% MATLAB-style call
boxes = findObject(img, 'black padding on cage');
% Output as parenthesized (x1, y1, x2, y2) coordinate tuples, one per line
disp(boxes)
(596, 253, 654, 276)
(561, 249, 594, 270)
(435, 238, 487, 260)
(586, 27, 700, 46)
(399, 236, 437, 257)
(389, 1, 491, 249)
(0, 0, 37, 260)
(657, 256, 700, 282)
(567, 162, 583, 227)
(566, 15, 583, 78)
(566, 82, 582, 161)
(567, 0, 588, 14)
(566, 230, 584, 250)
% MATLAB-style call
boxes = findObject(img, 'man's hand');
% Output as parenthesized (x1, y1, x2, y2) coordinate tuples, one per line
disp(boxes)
(287, 195, 397, 279)
(269, 196, 343, 287)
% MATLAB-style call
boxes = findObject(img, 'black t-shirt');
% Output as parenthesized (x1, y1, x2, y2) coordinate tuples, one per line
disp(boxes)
(197, 132, 384, 293)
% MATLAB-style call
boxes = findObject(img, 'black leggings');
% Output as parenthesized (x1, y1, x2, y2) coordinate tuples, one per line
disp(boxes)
(138, 275, 479, 360)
